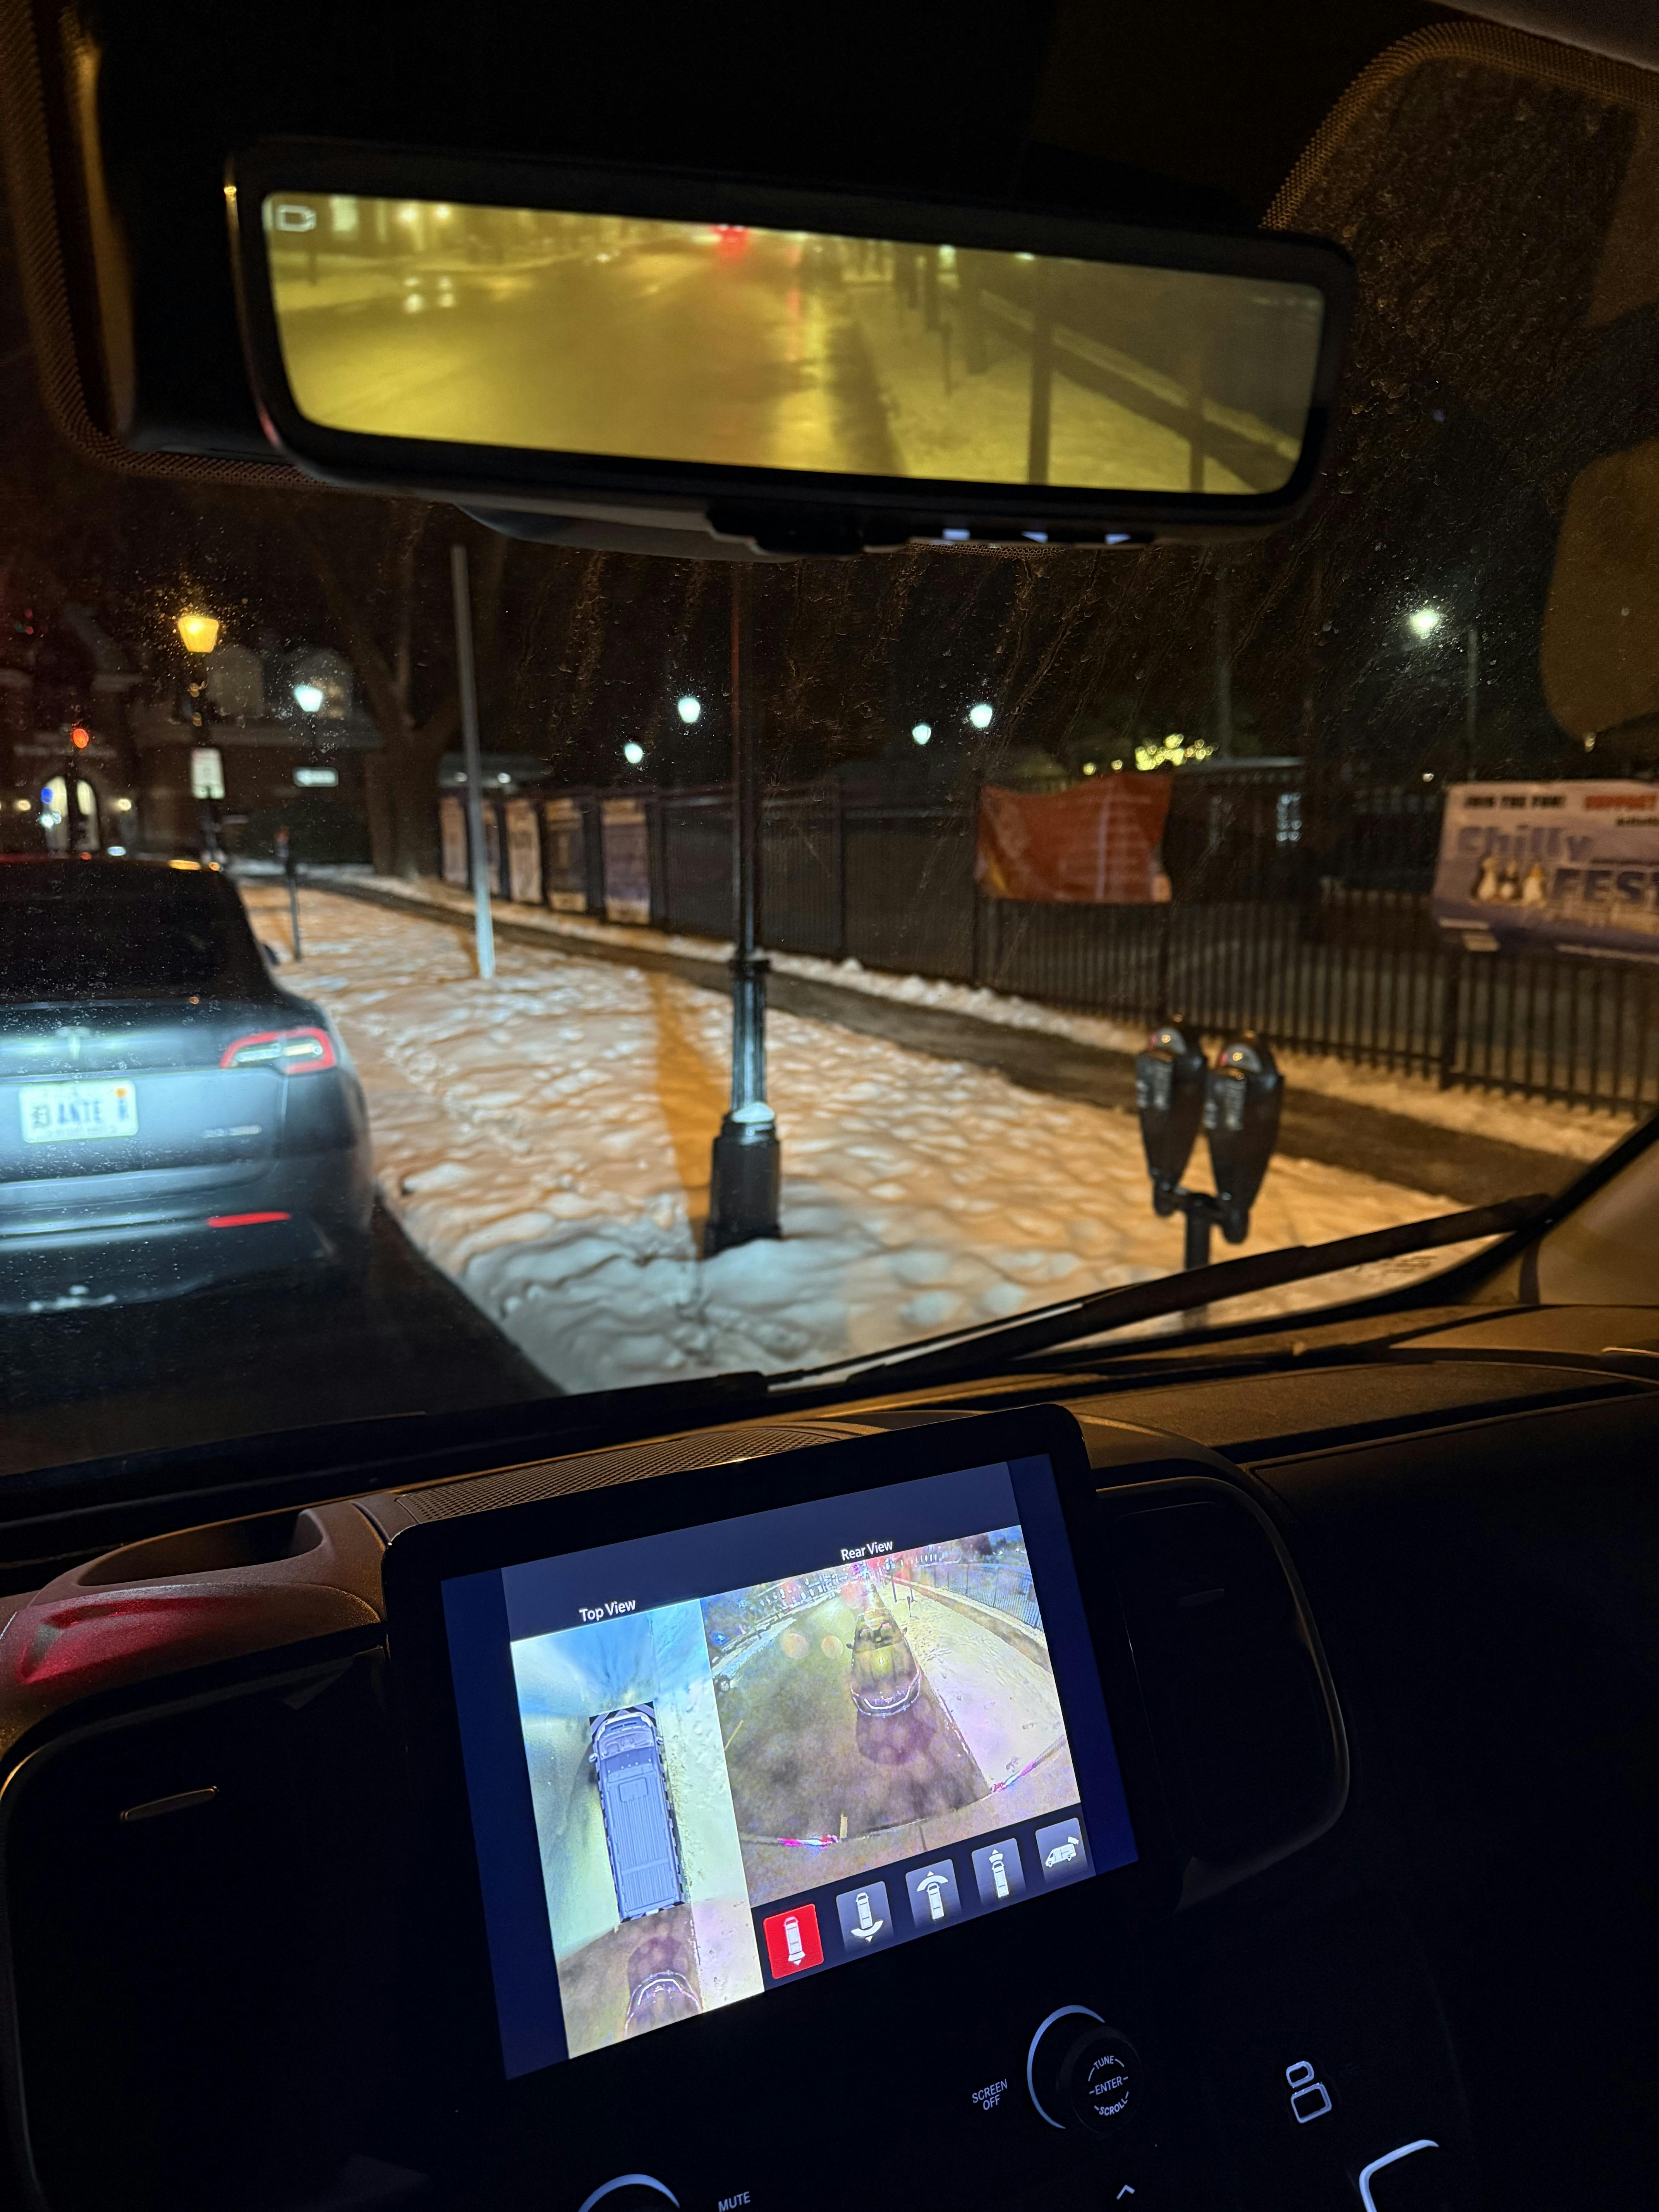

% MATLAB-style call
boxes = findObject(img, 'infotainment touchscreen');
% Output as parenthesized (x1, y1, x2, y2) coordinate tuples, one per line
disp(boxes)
(439, 1451, 1136, 2079)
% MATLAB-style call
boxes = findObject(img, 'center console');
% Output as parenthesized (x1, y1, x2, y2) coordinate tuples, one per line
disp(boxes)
(0, 1403, 1477, 2212)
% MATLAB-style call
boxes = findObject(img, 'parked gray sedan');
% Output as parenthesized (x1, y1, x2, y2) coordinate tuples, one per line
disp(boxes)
(0, 857, 372, 1312)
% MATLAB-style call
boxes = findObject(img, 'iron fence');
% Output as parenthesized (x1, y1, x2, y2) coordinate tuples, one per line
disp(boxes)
(451, 772, 1659, 1121)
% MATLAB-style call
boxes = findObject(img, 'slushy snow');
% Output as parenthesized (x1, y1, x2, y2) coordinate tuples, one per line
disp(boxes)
(245, 886, 1493, 1396)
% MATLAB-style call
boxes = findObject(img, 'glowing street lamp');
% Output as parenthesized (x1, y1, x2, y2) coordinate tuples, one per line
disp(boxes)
(176, 611, 224, 858)
(623, 740, 645, 766)
(1406, 605, 1480, 775)
(292, 681, 326, 714)
(676, 695, 702, 724)
(967, 701, 994, 730)
(911, 721, 932, 745)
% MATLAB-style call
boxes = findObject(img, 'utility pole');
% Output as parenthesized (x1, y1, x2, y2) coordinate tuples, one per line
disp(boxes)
(450, 543, 496, 981)
(1464, 622, 1480, 780)
(705, 565, 781, 1255)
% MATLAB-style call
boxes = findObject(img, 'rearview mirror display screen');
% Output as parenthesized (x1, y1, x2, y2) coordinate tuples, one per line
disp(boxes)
(262, 192, 1324, 496)
(441, 1453, 1135, 2077)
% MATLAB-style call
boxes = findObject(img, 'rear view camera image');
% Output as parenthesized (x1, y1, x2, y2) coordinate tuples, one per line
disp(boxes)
(266, 193, 1324, 495)
(510, 1523, 1080, 2058)
(706, 1532, 1076, 1906)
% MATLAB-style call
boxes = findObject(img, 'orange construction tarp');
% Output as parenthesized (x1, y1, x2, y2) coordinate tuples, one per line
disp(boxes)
(975, 778, 1173, 903)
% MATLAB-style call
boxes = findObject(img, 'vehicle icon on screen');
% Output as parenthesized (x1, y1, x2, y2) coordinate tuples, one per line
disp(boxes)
(589, 1705, 685, 1921)
(847, 1608, 921, 1717)
(1044, 1838, 1079, 1868)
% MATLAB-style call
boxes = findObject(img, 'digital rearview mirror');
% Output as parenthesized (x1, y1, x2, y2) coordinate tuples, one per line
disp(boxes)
(229, 146, 1352, 555)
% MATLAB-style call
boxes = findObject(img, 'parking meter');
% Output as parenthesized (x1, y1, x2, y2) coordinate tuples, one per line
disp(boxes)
(1204, 1035, 1282, 1242)
(275, 823, 302, 962)
(1134, 1022, 1207, 1214)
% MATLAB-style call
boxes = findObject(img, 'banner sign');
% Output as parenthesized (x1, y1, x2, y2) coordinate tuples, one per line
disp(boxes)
(542, 795, 589, 912)
(504, 797, 543, 905)
(438, 793, 468, 887)
(481, 800, 506, 896)
(1432, 780, 1659, 960)
(975, 777, 1173, 904)
(601, 796, 653, 924)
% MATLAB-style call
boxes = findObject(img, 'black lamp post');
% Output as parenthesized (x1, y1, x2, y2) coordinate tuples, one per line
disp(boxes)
(704, 566, 781, 1256)
(176, 610, 222, 859)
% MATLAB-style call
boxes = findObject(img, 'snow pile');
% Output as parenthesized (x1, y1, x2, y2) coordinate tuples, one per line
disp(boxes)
(326, 871, 1632, 1163)
(249, 886, 1483, 1397)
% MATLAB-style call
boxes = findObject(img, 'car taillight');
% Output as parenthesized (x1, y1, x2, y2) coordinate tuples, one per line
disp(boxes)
(218, 1025, 336, 1073)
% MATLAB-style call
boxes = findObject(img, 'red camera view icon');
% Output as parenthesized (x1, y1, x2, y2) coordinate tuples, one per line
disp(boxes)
(762, 1903, 824, 1978)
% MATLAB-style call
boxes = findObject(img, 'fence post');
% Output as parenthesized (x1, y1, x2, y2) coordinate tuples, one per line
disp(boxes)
(833, 778, 847, 962)
(1437, 939, 1462, 1091)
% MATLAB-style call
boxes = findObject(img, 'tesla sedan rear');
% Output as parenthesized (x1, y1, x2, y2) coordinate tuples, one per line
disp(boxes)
(0, 858, 371, 1311)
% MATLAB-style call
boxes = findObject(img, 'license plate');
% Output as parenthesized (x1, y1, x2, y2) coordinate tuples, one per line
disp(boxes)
(19, 1079, 139, 1145)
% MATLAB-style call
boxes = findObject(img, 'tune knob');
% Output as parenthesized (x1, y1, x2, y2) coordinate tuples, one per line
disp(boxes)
(1027, 2006, 1143, 2138)
(575, 2178, 678, 2212)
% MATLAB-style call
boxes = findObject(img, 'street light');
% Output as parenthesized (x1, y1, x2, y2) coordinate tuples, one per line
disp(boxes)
(677, 695, 702, 724)
(1405, 605, 1480, 776)
(292, 680, 325, 713)
(967, 701, 994, 730)
(623, 740, 645, 766)
(911, 721, 932, 745)
(177, 610, 223, 859)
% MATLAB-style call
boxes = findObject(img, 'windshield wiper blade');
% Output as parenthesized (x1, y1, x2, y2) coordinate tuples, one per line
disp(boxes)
(772, 1195, 1550, 1395)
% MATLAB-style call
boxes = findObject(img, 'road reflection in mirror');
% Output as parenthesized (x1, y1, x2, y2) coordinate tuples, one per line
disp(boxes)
(263, 195, 1324, 493)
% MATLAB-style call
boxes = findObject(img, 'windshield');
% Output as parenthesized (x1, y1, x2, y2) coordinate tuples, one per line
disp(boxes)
(3, 27, 1656, 1474)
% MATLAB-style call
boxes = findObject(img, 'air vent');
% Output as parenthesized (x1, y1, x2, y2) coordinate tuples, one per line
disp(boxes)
(1107, 1483, 1345, 1897)
(4, 1655, 396, 2212)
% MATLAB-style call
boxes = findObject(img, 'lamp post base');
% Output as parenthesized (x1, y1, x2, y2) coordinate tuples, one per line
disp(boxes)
(704, 1113, 781, 1256)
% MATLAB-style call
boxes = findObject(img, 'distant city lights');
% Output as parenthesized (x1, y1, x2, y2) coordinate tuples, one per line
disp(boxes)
(967, 702, 994, 730)
(1135, 733, 1214, 771)
(623, 741, 645, 766)
(677, 696, 702, 724)
(911, 722, 932, 745)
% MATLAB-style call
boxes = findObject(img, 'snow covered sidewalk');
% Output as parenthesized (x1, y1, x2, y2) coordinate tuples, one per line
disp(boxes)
(244, 885, 1476, 1396)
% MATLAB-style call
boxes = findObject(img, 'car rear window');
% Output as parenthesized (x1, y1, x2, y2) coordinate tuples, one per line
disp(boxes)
(0, 868, 270, 1002)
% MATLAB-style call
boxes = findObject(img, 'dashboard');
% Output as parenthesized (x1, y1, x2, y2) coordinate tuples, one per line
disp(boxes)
(0, 1309, 1656, 2212)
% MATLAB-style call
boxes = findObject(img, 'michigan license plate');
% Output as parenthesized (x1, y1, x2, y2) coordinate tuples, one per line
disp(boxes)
(19, 1079, 139, 1144)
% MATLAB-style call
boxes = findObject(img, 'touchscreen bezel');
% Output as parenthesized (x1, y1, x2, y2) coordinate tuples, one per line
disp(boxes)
(381, 1405, 1178, 2134)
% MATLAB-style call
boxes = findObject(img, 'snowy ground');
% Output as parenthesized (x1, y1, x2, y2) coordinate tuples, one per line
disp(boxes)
(245, 885, 1492, 1396)
(328, 871, 1633, 1163)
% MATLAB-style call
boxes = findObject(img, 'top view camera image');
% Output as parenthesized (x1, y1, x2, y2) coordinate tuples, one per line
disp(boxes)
(508, 1516, 1084, 2058)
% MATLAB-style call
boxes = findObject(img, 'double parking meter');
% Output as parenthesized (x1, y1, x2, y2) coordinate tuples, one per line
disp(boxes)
(1136, 1024, 1283, 1274)
(1203, 1035, 1283, 1243)
(1134, 1023, 1208, 1213)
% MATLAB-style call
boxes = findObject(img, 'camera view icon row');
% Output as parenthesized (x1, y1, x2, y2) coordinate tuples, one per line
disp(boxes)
(763, 1816, 1090, 1978)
